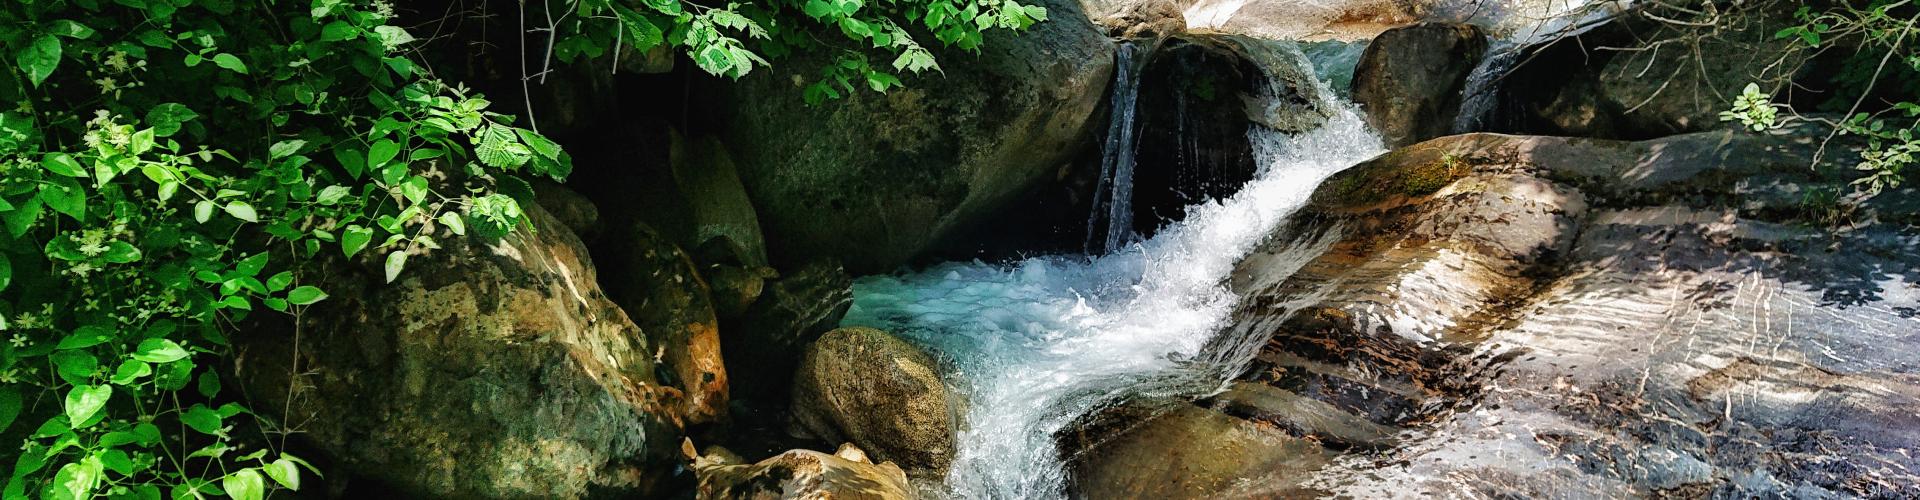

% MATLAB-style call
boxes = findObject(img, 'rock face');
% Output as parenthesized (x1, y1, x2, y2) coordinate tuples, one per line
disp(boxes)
(1351, 22, 1488, 148)
(232, 207, 692, 498)
(1486, 3, 1810, 139)
(1092, 129, 1920, 497)
(723, 261, 854, 403)
(1062, 399, 1332, 499)
(687, 442, 913, 500)
(716, 0, 1114, 274)
(792, 327, 958, 472)
(602, 222, 730, 424)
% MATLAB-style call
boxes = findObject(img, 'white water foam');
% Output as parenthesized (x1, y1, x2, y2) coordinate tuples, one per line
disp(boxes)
(842, 77, 1384, 497)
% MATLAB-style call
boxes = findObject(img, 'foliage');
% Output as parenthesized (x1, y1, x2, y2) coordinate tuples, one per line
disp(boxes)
(1, 0, 1044, 498)
(1762, 1, 1919, 200)
(1719, 83, 1783, 131)
(538, 0, 1047, 104)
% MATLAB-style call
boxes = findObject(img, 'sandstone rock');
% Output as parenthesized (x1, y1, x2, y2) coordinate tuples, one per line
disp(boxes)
(716, 0, 1114, 273)
(1351, 22, 1488, 148)
(1062, 399, 1332, 499)
(232, 206, 688, 498)
(687, 441, 913, 500)
(792, 327, 958, 472)
(602, 222, 730, 424)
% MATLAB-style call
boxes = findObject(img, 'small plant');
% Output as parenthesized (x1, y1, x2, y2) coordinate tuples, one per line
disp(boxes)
(1719, 83, 1783, 131)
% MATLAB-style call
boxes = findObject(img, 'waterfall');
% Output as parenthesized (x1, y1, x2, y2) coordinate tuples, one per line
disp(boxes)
(841, 46, 1383, 499)
(1452, 41, 1517, 134)
(1086, 42, 1145, 254)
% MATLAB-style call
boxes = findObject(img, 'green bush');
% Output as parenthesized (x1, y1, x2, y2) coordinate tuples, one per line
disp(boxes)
(0, 0, 1042, 497)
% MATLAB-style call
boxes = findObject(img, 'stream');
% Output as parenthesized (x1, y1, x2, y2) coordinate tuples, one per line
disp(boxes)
(840, 44, 1384, 498)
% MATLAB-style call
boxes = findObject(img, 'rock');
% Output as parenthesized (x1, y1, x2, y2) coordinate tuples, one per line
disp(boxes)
(1486, 2, 1811, 138)
(715, 0, 1114, 273)
(602, 222, 730, 424)
(1207, 127, 1920, 496)
(723, 261, 854, 403)
(533, 180, 601, 242)
(232, 206, 689, 498)
(1093, 0, 1187, 39)
(1061, 399, 1332, 498)
(669, 131, 769, 268)
(1351, 22, 1489, 148)
(686, 441, 913, 500)
(792, 327, 958, 472)
(1181, 0, 1417, 40)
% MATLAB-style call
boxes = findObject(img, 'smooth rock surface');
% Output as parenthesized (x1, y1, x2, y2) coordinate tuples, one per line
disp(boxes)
(792, 327, 958, 472)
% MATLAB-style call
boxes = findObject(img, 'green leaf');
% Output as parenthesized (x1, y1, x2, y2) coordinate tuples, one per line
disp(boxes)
(515, 128, 563, 160)
(383, 250, 407, 283)
(181, 404, 222, 435)
(0, 253, 9, 293)
(224, 469, 266, 500)
(269, 139, 306, 159)
(315, 185, 351, 205)
(48, 20, 96, 39)
(287, 286, 328, 305)
(40, 179, 86, 220)
(474, 124, 532, 168)
(0, 386, 19, 434)
(312, 0, 343, 17)
(266, 271, 295, 291)
(17, 35, 62, 87)
(144, 102, 195, 136)
(439, 211, 466, 236)
(319, 20, 358, 41)
(133, 338, 190, 363)
(224, 201, 259, 222)
(264, 459, 300, 491)
(341, 225, 373, 258)
(235, 252, 268, 276)
(194, 200, 214, 223)
(52, 456, 102, 500)
(64, 384, 111, 428)
(42, 153, 86, 177)
(57, 325, 114, 349)
(212, 53, 249, 74)
(111, 360, 152, 385)
(367, 139, 400, 169)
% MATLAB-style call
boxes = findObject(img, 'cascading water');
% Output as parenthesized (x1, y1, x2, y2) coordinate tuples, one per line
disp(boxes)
(1085, 42, 1145, 254)
(841, 43, 1384, 498)
(1452, 41, 1517, 134)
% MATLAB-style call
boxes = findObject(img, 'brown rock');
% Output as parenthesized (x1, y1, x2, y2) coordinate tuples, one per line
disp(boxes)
(792, 327, 958, 472)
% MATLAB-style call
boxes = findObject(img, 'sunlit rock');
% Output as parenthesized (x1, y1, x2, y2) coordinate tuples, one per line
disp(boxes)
(792, 327, 959, 473)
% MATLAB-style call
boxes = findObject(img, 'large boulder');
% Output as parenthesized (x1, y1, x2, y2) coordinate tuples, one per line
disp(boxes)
(716, 0, 1114, 274)
(722, 261, 854, 404)
(1062, 399, 1333, 498)
(792, 327, 958, 472)
(686, 441, 913, 500)
(232, 207, 693, 497)
(601, 222, 730, 424)
(1351, 22, 1489, 148)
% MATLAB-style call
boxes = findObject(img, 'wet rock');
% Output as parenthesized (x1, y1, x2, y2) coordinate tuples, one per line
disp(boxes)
(1180, 0, 1418, 40)
(723, 261, 854, 403)
(1215, 126, 1920, 497)
(716, 0, 1113, 273)
(687, 441, 913, 500)
(792, 327, 958, 472)
(1093, 0, 1187, 39)
(1062, 399, 1332, 498)
(602, 222, 730, 424)
(232, 206, 687, 498)
(1351, 22, 1489, 148)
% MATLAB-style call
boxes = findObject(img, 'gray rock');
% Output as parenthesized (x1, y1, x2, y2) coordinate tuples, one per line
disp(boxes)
(717, 0, 1114, 274)
(792, 327, 958, 472)
(1351, 22, 1489, 148)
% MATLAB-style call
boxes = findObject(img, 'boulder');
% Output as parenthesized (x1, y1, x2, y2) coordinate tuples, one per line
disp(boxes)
(715, 0, 1114, 273)
(686, 441, 913, 500)
(1061, 399, 1332, 498)
(533, 180, 601, 242)
(1351, 22, 1489, 148)
(722, 261, 854, 403)
(232, 206, 690, 498)
(792, 327, 958, 472)
(602, 222, 730, 424)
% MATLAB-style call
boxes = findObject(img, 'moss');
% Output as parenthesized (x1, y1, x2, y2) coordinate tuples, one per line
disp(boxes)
(1402, 153, 1470, 196)
(1317, 150, 1473, 210)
